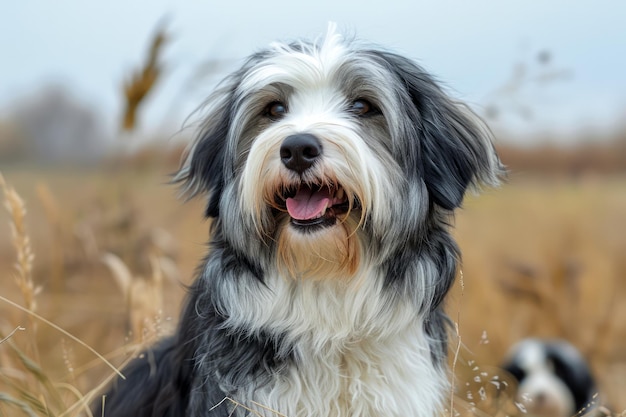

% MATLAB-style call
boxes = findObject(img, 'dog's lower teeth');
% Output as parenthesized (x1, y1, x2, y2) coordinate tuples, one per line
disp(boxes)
(336, 188, 344, 200)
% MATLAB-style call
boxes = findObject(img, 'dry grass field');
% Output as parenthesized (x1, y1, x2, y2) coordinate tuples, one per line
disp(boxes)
(1, 156, 625, 416)
(450, 174, 626, 416)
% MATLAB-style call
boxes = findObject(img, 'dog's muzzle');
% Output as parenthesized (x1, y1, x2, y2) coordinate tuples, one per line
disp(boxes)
(278, 134, 353, 230)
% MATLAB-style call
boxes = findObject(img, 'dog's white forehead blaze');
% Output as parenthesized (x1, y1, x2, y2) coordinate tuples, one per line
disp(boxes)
(238, 26, 349, 95)
(518, 340, 547, 371)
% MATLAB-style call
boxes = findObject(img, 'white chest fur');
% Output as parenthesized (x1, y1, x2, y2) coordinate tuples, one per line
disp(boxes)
(219, 267, 448, 417)
(246, 327, 447, 417)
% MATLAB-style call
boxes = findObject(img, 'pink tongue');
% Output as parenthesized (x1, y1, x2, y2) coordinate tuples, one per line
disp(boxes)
(286, 187, 332, 220)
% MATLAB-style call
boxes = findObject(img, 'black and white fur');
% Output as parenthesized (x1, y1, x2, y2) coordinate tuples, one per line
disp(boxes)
(96, 24, 503, 417)
(502, 338, 599, 417)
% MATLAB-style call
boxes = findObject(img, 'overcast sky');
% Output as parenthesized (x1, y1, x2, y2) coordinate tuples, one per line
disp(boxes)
(1, 0, 625, 143)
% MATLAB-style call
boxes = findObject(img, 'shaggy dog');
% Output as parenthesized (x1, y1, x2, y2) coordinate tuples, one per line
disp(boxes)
(96, 25, 503, 417)
(502, 338, 599, 417)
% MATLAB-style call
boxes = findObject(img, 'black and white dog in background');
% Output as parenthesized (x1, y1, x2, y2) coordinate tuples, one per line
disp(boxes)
(96, 24, 503, 417)
(502, 338, 599, 417)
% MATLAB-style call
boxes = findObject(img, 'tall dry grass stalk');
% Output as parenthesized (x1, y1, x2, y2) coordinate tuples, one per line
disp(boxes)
(0, 173, 40, 364)
(0, 326, 25, 345)
(121, 22, 169, 132)
(101, 252, 166, 343)
(210, 397, 288, 417)
(450, 269, 465, 417)
(0, 173, 128, 417)
(1, 174, 38, 313)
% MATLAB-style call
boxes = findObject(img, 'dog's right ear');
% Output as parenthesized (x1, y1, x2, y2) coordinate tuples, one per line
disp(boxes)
(174, 91, 232, 218)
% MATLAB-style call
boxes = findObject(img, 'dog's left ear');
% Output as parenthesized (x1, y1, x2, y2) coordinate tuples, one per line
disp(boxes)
(174, 90, 232, 218)
(384, 53, 504, 210)
(420, 99, 503, 210)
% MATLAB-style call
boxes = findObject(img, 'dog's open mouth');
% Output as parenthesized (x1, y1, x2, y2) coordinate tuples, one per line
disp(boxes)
(281, 184, 351, 229)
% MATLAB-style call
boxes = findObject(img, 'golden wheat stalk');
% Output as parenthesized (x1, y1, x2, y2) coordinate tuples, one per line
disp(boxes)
(0, 173, 125, 381)
(121, 22, 170, 131)
(1, 172, 43, 376)
(0, 173, 38, 314)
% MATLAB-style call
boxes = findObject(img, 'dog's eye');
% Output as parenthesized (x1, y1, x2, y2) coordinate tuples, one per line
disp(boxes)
(349, 99, 376, 116)
(266, 101, 288, 119)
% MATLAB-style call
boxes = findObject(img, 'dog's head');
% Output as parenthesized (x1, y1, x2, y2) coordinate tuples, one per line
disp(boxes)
(176, 25, 504, 280)
(502, 339, 598, 417)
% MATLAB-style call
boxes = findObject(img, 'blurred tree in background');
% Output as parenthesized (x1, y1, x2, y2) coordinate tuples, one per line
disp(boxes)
(1, 86, 108, 165)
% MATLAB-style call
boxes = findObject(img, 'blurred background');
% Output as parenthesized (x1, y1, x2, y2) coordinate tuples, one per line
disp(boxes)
(1, 1, 624, 416)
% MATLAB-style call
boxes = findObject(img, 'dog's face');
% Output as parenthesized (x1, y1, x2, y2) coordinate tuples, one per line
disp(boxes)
(503, 339, 597, 417)
(177, 26, 502, 280)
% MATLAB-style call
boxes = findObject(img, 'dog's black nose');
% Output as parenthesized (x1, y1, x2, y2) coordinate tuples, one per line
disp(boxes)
(280, 134, 322, 173)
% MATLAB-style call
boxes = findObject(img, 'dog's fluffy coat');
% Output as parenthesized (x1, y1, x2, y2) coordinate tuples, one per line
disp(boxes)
(96, 25, 503, 417)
